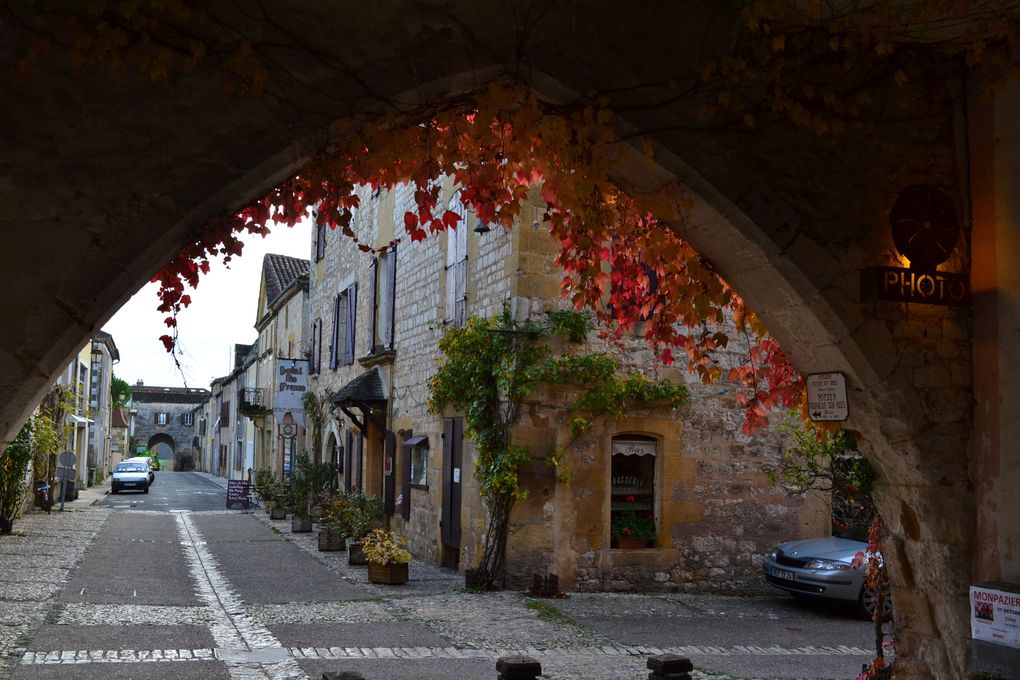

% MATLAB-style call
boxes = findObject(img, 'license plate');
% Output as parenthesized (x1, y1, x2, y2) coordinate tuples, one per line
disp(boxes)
(122, 482, 136, 486)
(770, 567, 795, 581)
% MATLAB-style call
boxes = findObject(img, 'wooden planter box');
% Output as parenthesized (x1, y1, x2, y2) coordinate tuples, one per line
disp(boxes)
(368, 562, 409, 585)
(318, 531, 346, 551)
(348, 541, 368, 566)
(615, 537, 650, 550)
(269, 506, 287, 520)
(292, 515, 313, 533)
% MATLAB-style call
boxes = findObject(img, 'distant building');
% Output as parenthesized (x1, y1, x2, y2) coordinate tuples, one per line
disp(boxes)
(88, 331, 119, 476)
(129, 383, 210, 470)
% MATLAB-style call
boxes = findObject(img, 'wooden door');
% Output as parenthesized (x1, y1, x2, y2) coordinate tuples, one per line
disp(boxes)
(441, 417, 463, 549)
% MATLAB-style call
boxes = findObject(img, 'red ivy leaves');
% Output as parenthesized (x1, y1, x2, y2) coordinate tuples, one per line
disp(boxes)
(151, 79, 802, 432)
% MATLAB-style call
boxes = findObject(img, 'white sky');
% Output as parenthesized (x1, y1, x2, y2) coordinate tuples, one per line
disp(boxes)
(102, 219, 312, 389)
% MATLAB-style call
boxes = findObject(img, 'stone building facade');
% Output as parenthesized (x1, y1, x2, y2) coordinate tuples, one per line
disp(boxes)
(306, 180, 826, 592)
(129, 384, 210, 470)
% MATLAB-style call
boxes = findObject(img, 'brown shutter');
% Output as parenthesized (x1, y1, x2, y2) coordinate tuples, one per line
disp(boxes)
(329, 294, 340, 370)
(401, 431, 412, 520)
(343, 429, 352, 493)
(316, 319, 323, 374)
(384, 246, 397, 350)
(309, 320, 317, 374)
(367, 258, 378, 352)
(384, 430, 396, 516)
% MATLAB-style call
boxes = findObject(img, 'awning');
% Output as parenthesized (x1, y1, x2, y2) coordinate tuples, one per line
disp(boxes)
(332, 367, 386, 405)
(611, 439, 657, 456)
(403, 435, 429, 448)
(68, 414, 94, 426)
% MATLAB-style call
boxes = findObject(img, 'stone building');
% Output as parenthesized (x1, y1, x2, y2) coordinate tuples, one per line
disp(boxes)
(305, 180, 825, 591)
(87, 331, 119, 478)
(250, 254, 310, 480)
(129, 383, 210, 470)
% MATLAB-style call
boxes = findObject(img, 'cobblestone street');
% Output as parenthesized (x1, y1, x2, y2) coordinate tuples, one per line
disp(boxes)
(0, 473, 881, 680)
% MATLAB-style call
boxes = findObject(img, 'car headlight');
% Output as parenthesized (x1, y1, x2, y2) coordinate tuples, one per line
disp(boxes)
(805, 559, 850, 570)
(768, 549, 778, 561)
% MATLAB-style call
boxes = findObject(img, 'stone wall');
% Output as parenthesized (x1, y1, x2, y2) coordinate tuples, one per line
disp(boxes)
(131, 387, 210, 469)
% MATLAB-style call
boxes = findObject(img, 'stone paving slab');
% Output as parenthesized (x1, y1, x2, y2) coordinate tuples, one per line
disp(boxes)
(269, 622, 450, 649)
(53, 604, 214, 627)
(389, 592, 604, 650)
(204, 540, 369, 604)
(245, 601, 394, 625)
(191, 513, 285, 543)
(0, 603, 51, 627)
(26, 624, 215, 652)
(297, 657, 496, 680)
(11, 660, 230, 679)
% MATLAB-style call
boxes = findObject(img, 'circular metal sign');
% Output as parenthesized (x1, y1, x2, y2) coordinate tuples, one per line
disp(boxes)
(280, 423, 298, 438)
(58, 451, 76, 468)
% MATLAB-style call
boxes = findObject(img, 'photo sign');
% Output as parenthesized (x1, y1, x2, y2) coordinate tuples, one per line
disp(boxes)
(971, 584, 1020, 649)
(273, 359, 308, 425)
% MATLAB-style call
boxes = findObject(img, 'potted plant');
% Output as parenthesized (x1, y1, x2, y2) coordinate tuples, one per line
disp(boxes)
(316, 492, 348, 552)
(289, 482, 313, 533)
(346, 492, 383, 565)
(266, 481, 288, 520)
(362, 528, 412, 584)
(301, 459, 336, 523)
(611, 497, 656, 549)
(254, 468, 275, 514)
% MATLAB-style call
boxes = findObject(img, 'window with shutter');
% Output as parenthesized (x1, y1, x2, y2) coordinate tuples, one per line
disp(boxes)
(315, 222, 326, 261)
(445, 193, 468, 327)
(329, 294, 340, 370)
(309, 320, 318, 374)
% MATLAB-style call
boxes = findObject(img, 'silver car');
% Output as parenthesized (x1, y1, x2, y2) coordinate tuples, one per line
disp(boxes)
(111, 462, 150, 494)
(763, 536, 891, 619)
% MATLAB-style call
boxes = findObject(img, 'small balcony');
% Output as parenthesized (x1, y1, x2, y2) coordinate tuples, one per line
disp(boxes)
(238, 387, 271, 417)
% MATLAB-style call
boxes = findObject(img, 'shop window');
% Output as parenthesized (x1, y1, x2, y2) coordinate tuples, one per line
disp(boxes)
(410, 441, 429, 487)
(610, 435, 658, 548)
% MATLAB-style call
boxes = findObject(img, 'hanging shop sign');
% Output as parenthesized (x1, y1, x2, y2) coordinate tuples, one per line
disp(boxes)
(860, 184, 970, 307)
(274, 359, 308, 425)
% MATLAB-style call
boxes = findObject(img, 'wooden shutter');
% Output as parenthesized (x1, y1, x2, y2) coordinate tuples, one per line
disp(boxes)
(383, 246, 397, 349)
(384, 430, 396, 516)
(329, 294, 340, 370)
(343, 430, 352, 493)
(367, 258, 378, 352)
(153, 412, 158, 424)
(309, 320, 317, 374)
(343, 282, 357, 365)
(401, 431, 413, 520)
(316, 319, 323, 374)
(354, 433, 363, 490)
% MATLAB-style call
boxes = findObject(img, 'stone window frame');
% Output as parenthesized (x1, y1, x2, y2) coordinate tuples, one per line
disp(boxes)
(608, 431, 662, 550)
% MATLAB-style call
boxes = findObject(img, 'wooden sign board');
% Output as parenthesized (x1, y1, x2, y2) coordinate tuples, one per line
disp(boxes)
(225, 479, 251, 509)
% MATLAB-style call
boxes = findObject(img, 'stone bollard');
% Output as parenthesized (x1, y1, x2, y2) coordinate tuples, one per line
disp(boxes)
(647, 653, 694, 680)
(496, 655, 542, 679)
(322, 672, 365, 680)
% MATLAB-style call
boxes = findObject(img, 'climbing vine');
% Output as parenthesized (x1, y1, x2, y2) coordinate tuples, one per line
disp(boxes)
(428, 308, 687, 589)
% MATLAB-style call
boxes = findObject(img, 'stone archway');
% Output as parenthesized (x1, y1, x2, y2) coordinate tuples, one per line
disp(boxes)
(146, 433, 176, 471)
(0, 6, 1004, 677)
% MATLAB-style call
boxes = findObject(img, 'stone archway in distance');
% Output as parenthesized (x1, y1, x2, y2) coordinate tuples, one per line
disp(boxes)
(146, 433, 176, 472)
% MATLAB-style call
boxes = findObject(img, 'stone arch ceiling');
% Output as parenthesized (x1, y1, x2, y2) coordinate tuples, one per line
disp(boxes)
(0, 3, 974, 675)
(0, 2, 961, 444)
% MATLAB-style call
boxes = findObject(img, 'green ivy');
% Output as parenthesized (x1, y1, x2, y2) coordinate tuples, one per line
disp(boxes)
(428, 306, 688, 588)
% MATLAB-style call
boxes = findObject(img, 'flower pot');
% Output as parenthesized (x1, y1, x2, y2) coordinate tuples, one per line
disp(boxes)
(318, 531, 346, 552)
(292, 515, 313, 533)
(348, 541, 368, 566)
(368, 562, 409, 585)
(269, 506, 287, 520)
(615, 537, 649, 549)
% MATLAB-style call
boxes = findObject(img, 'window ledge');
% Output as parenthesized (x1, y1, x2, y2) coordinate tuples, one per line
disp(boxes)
(358, 348, 396, 368)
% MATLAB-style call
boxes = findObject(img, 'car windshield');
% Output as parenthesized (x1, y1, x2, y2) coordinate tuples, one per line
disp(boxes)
(116, 465, 146, 472)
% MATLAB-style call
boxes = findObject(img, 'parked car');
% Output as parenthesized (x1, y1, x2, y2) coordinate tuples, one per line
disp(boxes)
(111, 461, 150, 494)
(125, 456, 155, 483)
(763, 536, 891, 619)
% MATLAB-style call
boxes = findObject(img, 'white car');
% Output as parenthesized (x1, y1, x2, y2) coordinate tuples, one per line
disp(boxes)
(111, 461, 150, 494)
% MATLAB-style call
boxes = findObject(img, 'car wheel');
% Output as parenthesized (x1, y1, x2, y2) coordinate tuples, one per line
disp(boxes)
(143, 485, 149, 494)
(859, 581, 893, 621)
(111, 488, 118, 494)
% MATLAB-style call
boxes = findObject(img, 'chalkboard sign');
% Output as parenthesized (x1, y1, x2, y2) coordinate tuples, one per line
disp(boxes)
(225, 480, 251, 509)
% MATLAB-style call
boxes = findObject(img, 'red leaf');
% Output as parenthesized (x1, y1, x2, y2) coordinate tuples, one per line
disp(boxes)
(159, 335, 175, 352)
(403, 212, 418, 231)
(180, 295, 192, 307)
(441, 210, 462, 229)
(409, 227, 427, 243)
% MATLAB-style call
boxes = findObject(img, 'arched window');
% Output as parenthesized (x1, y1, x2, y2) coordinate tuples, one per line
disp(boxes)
(610, 434, 658, 548)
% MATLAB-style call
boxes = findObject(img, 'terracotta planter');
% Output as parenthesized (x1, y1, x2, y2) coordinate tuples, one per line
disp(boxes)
(269, 506, 287, 520)
(368, 562, 409, 585)
(292, 515, 313, 533)
(318, 531, 346, 552)
(348, 541, 368, 566)
(615, 537, 649, 549)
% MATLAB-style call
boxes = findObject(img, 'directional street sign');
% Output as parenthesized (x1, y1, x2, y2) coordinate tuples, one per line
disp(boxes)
(806, 372, 849, 422)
